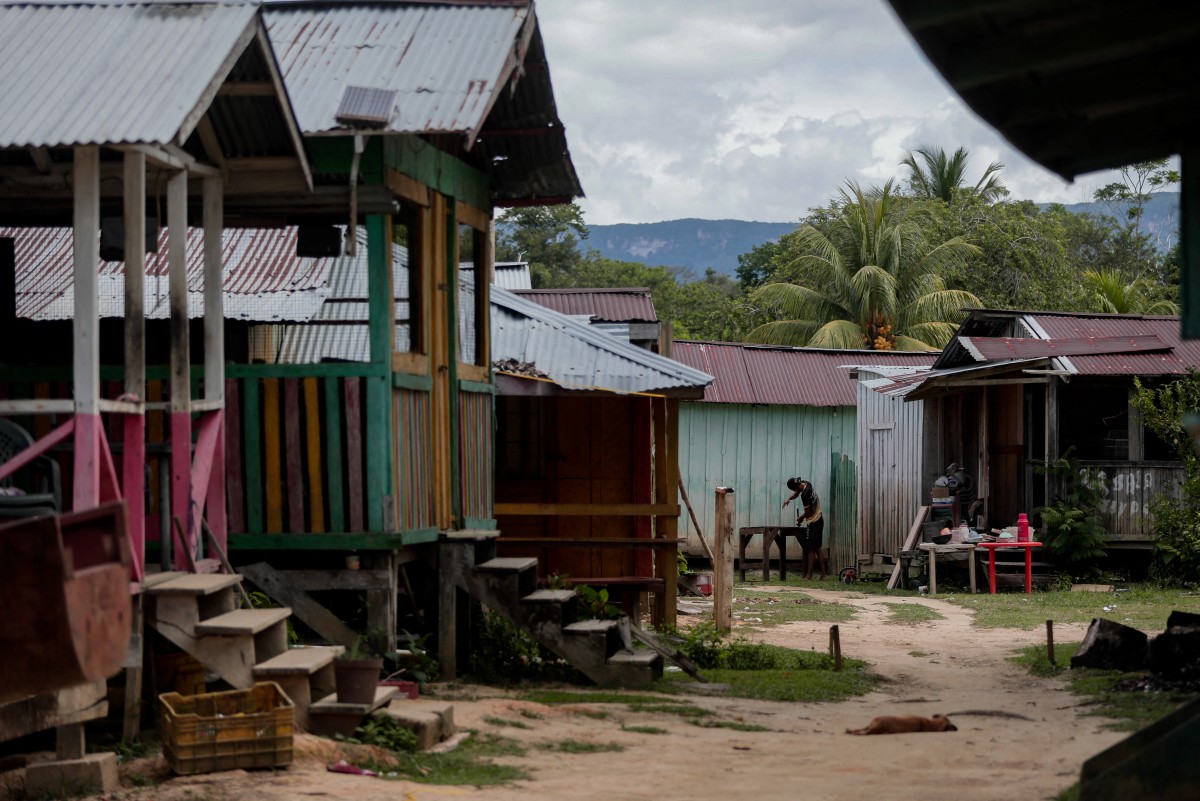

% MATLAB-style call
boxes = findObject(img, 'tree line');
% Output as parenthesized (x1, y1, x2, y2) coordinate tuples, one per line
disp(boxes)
(495, 150, 1180, 350)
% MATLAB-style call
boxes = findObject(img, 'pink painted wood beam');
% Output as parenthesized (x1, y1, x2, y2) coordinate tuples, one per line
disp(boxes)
(96, 421, 121, 504)
(189, 410, 222, 546)
(123, 414, 146, 582)
(206, 411, 227, 552)
(0, 418, 74, 484)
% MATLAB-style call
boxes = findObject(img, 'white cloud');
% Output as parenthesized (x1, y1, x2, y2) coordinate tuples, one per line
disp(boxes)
(535, 0, 1127, 225)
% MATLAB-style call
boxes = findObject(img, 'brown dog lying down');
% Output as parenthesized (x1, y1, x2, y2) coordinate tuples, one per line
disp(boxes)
(846, 714, 957, 735)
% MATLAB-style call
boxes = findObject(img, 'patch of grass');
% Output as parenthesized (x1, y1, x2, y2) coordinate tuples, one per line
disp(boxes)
(732, 589, 857, 627)
(536, 740, 624, 754)
(688, 719, 771, 732)
(882, 602, 945, 625)
(518, 709, 544, 720)
(1054, 783, 1080, 801)
(1012, 642, 1200, 731)
(483, 716, 530, 729)
(570, 708, 610, 720)
(378, 732, 529, 786)
(947, 585, 1200, 630)
(621, 724, 667, 735)
(759, 575, 906, 595)
(626, 702, 713, 718)
(908, 651, 929, 658)
(663, 665, 876, 703)
(517, 690, 655, 706)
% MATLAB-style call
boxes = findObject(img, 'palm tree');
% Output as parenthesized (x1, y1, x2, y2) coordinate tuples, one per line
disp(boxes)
(1082, 269, 1179, 315)
(901, 145, 1007, 204)
(747, 181, 982, 351)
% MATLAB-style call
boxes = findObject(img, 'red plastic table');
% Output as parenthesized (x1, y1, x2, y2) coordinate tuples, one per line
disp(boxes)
(976, 541, 1043, 594)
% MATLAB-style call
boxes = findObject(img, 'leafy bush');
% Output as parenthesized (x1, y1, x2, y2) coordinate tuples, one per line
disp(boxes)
(670, 621, 837, 671)
(1132, 373, 1200, 584)
(337, 715, 419, 753)
(1034, 449, 1107, 573)
(467, 609, 583, 685)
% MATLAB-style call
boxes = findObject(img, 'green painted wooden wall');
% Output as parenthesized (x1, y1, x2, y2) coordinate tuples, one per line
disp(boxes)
(677, 402, 857, 565)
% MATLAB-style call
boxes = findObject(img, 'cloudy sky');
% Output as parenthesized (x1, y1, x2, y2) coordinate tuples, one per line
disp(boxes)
(535, 0, 1116, 226)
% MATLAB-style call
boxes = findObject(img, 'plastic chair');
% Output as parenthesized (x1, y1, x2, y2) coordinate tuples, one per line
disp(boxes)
(0, 417, 61, 518)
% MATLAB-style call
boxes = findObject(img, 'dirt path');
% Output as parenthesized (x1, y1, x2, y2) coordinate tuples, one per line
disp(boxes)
(90, 588, 1127, 801)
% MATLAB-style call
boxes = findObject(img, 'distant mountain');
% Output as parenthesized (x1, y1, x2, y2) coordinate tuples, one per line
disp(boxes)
(1039, 191, 1179, 252)
(581, 219, 797, 277)
(575, 192, 1180, 279)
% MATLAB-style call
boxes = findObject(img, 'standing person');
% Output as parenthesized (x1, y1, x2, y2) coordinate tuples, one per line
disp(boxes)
(782, 477, 827, 580)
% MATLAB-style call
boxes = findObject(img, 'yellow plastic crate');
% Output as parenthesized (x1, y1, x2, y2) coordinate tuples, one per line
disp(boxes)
(158, 682, 294, 775)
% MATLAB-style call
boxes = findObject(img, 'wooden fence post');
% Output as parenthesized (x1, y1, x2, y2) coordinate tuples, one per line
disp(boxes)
(714, 486, 735, 634)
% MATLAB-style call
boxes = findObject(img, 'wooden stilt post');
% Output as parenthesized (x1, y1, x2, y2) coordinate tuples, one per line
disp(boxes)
(202, 176, 226, 558)
(72, 145, 101, 511)
(123, 150, 147, 581)
(1046, 619, 1056, 667)
(714, 486, 735, 634)
(167, 169, 192, 570)
(830, 624, 843, 671)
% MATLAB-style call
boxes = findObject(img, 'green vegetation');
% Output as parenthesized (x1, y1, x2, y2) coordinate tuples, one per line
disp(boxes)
(1034, 449, 1109, 576)
(483, 716, 531, 730)
(1012, 643, 1200, 732)
(689, 719, 771, 732)
(882, 603, 945, 625)
(535, 740, 625, 754)
(729, 588, 858, 626)
(467, 609, 585, 685)
(379, 732, 529, 786)
(336, 715, 419, 753)
(621, 724, 667, 735)
(948, 585, 1200, 631)
(901, 145, 1007, 204)
(747, 180, 982, 350)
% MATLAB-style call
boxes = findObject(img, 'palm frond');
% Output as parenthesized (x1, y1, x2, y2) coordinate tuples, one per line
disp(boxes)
(892, 334, 944, 352)
(808, 319, 871, 350)
(745, 320, 821, 347)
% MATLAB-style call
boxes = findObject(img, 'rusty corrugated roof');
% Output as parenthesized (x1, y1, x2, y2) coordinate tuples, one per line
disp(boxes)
(1027, 312, 1200, 376)
(672, 341, 937, 406)
(959, 335, 1171, 362)
(512, 288, 657, 323)
(3, 225, 331, 322)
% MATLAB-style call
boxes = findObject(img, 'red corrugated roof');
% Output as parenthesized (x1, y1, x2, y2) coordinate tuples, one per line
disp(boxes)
(513, 287, 658, 322)
(1028, 313, 1200, 376)
(672, 340, 937, 406)
(960, 335, 1170, 361)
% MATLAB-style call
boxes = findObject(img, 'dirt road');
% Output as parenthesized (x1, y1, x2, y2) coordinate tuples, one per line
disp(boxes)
(82, 587, 1130, 801)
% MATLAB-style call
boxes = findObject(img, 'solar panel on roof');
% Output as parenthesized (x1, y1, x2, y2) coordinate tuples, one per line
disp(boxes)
(335, 86, 397, 128)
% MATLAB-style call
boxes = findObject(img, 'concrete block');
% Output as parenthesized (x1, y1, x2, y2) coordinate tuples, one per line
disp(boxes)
(24, 753, 117, 798)
(379, 700, 456, 750)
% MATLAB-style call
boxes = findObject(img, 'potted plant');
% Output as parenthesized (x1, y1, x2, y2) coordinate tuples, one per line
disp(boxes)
(333, 634, 385, 704)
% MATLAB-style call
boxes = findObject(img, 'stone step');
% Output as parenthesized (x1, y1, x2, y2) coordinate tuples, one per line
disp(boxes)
(442, 529, 501, 540)
(308, 687, 399, 738)
(606, 649, 660, 667)
(144, 573, 242, 596)
(141, 570, 187, 590)
(475, 557, 538, 573)
(522, 589, 576, 604)
(253, 645, 345, 677)
(194, 607, 291, 636)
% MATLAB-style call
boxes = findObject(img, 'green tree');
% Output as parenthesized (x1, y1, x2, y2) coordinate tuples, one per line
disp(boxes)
(1093, 159, 1180, 227)
(746, 181, 982, 351)
(495, 203, 589, 287)
(900, 145, 1007, 204)
(1081, 269, 1179, 315)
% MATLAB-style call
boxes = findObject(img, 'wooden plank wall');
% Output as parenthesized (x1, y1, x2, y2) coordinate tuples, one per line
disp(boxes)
(457, 386, 493, 526)
(394, 386, 435, 531)
(227, 374, 370, 534)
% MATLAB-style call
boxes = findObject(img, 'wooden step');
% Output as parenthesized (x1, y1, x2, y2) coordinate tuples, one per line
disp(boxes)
(522, 589, 576, 604)
(442, 529, 501, 540)
(141, 571, 187, 590)
(145, 573, 242, 596)
(307, 687, 399, 738)
(475, 557, 537, 573)
(253, 645, 345, 677)
(563, 619, 618, 635)
(606, 650, 659, 667)
(194, 607, 290, 635)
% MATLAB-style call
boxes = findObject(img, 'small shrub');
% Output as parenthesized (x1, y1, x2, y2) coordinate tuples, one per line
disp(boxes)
(1034, 449, 1108, 574)
(337, 715, 419, 753)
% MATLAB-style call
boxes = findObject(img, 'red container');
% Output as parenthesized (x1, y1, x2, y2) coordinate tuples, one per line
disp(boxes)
(693, 574, 713, 597)
(379, 680, 419, 699)
(1017, 513, 1030, 543)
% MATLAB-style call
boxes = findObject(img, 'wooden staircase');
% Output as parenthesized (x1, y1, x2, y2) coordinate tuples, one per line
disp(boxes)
(143, 572, 342, 729)
(442, 538, 662, 688)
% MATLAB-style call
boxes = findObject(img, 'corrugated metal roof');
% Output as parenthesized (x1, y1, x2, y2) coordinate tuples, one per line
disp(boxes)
(860, 359, 1048, 400)
(0, 1, 260, 148)
(492, 287, 712, 395)
(3, 225, 332, 322)
(493, 262, 531, 290)
(958, 335, 1170, 362)
(512, 288, 658, 323)
(671, 341, 937, 406)
(264, 3, 526, 138)
(1027, 313, 1200, 376)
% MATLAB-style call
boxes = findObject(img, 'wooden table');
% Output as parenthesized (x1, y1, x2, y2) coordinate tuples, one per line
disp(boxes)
(976, 541, 1044, 594)
(738, 526, 805, 581)
(917, 542, 976, 595)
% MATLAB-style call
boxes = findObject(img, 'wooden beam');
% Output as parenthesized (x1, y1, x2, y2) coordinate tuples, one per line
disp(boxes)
(168, 168, 193, 568)
(124, 152, 146, 399)
(493, 502, 681, 516)
(238, 563, 359, 649)
(276, 569, 391, 592)
(386, 169, 430, 207)
(195, 117, 227, 173)
(113, 144, 220, 177)
(28, 147, 53, 174)
(73, 145, 101, 511)
(713, 487, 734, 634)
